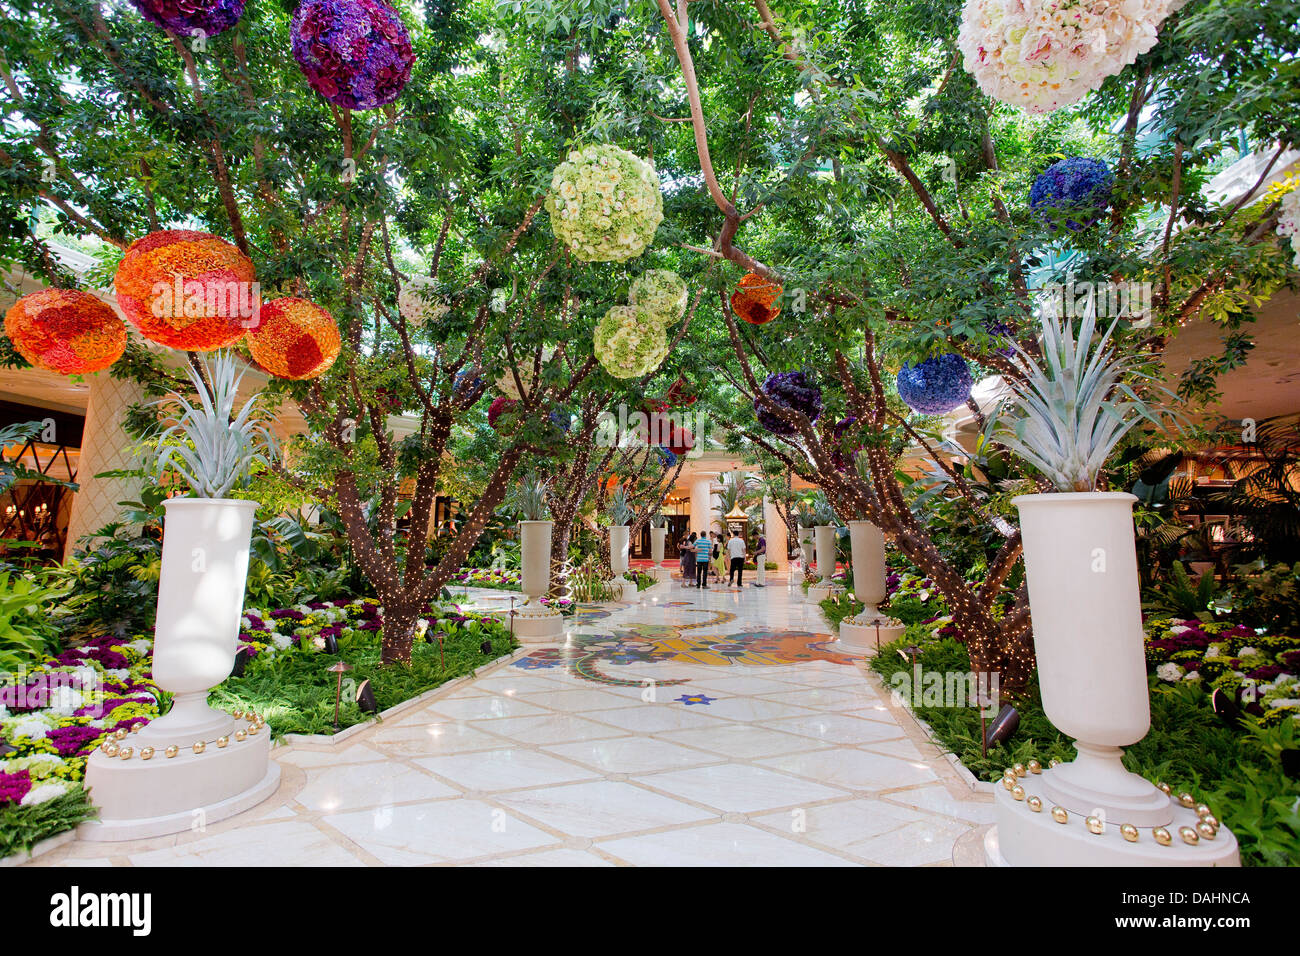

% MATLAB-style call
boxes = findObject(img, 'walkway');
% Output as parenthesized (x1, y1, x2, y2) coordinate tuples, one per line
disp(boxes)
(31, 578, 992, 866)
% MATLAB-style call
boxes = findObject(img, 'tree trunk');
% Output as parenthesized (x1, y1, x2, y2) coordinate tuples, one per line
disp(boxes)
(380, 600, 421, 666)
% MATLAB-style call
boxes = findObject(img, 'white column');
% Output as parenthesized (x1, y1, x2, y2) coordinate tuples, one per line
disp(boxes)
(689, 476, 715, 537)
(763, 495, 789, 571)
(65, 373, 146, 554)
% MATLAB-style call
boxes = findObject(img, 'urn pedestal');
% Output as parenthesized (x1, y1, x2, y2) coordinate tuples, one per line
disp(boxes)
(81, 498, 278, 841)
(607, 524, 638, 601)
(985, 493, 1238, 866)
(514, 519, 563, 643)
(648, 526, 672, 582)
(833, 520, 904, 656)
(806, 524, 843, 603)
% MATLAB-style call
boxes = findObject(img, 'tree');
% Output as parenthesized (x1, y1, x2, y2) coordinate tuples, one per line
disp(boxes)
(645, 0, 1297, 694)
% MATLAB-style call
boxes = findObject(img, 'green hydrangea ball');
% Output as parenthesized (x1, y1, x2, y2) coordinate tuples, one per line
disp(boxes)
(629, 270, 687, 325)
(594, 305, 669, 379)
(546, 145, 664, 262)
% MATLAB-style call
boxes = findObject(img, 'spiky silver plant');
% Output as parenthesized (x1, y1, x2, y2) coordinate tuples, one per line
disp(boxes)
(154, 350, 277, 498)
(988, 302, 1175, 492)
(509, 475, 551, 521)
(607, 487, 634, 525)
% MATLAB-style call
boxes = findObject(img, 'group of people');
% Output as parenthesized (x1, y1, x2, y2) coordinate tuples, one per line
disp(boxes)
(676, 529, 766, 590)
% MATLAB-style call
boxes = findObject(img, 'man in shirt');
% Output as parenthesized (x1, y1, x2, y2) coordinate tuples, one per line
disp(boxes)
(695, 531, 713, 589)
(726, 530, 746, 588)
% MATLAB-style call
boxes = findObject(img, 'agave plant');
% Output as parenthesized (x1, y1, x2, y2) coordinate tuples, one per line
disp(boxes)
(607, 486, 634, 525)
(647, 511, 667, 528)
(154, 350, 277, 498)
(508, 475, 551, 521)
(987, 303, 1175, 492)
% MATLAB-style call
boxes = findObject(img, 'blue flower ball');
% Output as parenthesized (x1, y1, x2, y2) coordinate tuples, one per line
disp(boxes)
(896, 354, 974, 415)
(1029, 157, 1113, 232)
(656, 446, 678, 468)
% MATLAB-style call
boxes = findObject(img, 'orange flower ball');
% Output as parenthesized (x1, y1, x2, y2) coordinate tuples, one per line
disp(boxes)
(246, 297, 341, 380)
(730, 272, 783, 325)
(4, 289, 126, 375)
(113, 229, 258, 351)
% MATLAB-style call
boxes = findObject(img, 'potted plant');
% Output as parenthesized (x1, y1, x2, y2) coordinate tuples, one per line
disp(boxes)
(987, 307, 1235, 864)
(607, 487, 636, 598)
(648, 512, 669, 571)
(509, 476, 552, 602)
(146, 350, 276, 739)
(82, 350, 279, 840)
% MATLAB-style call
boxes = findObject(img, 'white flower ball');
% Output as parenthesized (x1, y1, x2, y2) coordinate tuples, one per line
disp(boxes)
(546, 145, 664, 262)
(957, 0, 1178, 114)
(594, 305, 669, 379)
(629, 270, 688, 325)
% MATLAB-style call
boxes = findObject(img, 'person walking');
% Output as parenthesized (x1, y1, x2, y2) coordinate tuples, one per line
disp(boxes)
(695, 531, 713, 589)
(754, 534, 766, 587)
(726, 529, 746, 588)
(681, 532, 697, 587)
(711, 531, 726, 582)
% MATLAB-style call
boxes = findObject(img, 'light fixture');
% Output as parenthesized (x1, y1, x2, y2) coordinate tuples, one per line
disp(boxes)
(355, 677, 377, 714)
(983, 704, 1020, 750)
(327, 660, 352, 732)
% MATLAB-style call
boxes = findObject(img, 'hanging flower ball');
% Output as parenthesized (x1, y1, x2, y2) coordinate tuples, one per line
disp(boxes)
(656, 446, 678, 468)
(957, 0, 1174, 114)
(896, 354, 974, 415)
(629, 270, 687, 325)
(545, 145, 664, 262)
(453, 367, 485, 402)
(291, 0, 414, 111)
(128, 0, 245, 37)
(1277, 187, 1300, 268)
(594, 305, 669, 379)
(487, 396, 517, 429)
(1030, 158, 1114, 232)
(496, 345, 554, 400)
(4, 289, 126, 375)
(755, 371, 822, 435)
(731, 272, 783, 325)
(399, 277, 447, 327)
(639, 406, 694, 456)
(246, 297, 341, 380)
(113, 229, 257, 351)
(548, 409, 572, 432)
(830, 416, 861, 473)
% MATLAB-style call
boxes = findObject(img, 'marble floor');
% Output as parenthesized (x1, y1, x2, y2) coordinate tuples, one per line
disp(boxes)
(31, 577, 992, 867)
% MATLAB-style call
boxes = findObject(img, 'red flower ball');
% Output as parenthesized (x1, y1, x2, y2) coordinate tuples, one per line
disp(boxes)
(487, 395, 517, 429)
(730, 273, 783, 325)
(4, 289, 126, 375)
(246, 297, 341, 380)
(113, 230, 258, 351)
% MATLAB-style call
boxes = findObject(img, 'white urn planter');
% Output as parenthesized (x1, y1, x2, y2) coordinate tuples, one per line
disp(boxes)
(607, 524, 638, 600)
(513, 519, 564, 643)
(832, 520, 904, 656)
(986, 492, 1238, 866)
(81, 497, 279, 841)
(806, 524, 843, 603)
(648, 526, 672, 582)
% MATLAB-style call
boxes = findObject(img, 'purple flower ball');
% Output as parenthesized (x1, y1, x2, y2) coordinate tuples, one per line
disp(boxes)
(128, 0, 245, 37)
(755, 371, 823, 435)
(1029, 157, 1114, 233)
(896, 354, 973, 415)
(291, 0, 414, 111)
(830, 416, 860, 473)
